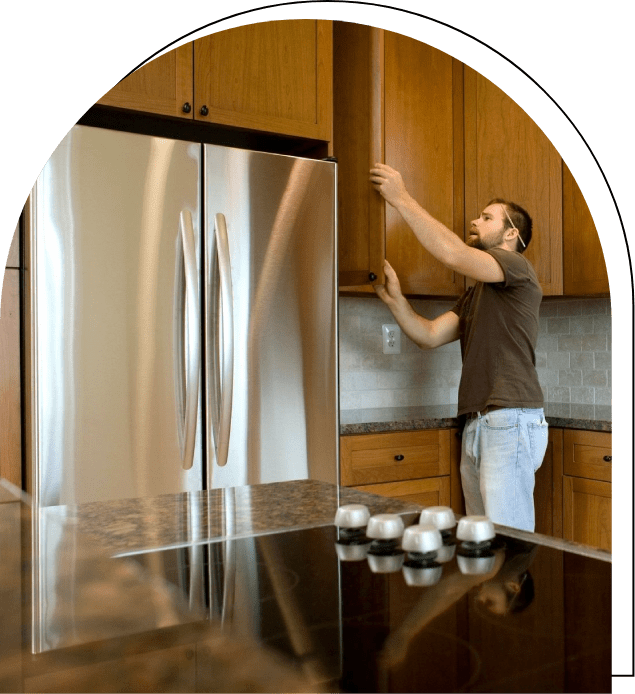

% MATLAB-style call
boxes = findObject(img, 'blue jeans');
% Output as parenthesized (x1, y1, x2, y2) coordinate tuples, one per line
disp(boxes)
(460, 408, 548, 532)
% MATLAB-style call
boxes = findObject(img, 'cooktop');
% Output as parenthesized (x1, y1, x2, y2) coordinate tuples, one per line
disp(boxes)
(124, 513, 611, 693)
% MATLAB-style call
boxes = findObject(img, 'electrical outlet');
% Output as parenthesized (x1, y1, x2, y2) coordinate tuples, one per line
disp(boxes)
(382, 324, 401, 354)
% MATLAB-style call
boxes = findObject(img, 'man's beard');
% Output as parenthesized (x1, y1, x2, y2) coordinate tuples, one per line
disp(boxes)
(466, 229, 506, 251)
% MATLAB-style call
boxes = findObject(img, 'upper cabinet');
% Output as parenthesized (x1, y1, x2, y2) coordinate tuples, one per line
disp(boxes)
(97, 21, 333, 141)
(563, 163, 609, 295)
(98, 45, 194, 119)
(463, 67, 563, 295)
(334, 24, 464, 295)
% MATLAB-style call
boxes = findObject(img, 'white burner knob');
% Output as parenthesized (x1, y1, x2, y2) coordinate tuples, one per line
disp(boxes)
(367, 553, 404, 574)
(419, 506, 457, 532)
(457, 554, 496, 575)
(402, 524, 442, 554)
(366, 514, 405, 540)
(403, 564, 443, 587)
(334, 504, 370, 528)
(456, 515, 495, 543)
(335, 542, 371, 562)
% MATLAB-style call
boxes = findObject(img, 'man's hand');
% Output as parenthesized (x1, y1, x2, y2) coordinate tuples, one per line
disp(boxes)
(373, 260, 403, 305)
(369, 163, 409, 208)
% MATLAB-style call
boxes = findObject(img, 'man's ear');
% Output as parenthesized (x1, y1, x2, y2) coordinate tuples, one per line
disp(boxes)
(505, 579, 521, 594)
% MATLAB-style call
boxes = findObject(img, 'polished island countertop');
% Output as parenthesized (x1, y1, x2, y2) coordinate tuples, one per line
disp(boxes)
(0, 478, 611, 693)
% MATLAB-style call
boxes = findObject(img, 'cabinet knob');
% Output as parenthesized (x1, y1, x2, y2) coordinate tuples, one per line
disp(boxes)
(182, 102, 192, 113)
(394, 454, 404, 461)
(603, 455, 612, 462)
(199, 105, 209, 116)
(368, 272, 377, 282)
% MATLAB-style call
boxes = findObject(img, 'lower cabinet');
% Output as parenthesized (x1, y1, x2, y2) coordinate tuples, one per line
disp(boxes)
(340, 428, 463, 515)
(341, 426, 612, 552)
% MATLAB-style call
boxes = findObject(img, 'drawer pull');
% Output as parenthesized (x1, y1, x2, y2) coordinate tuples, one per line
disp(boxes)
(603, 455, 612, 462)
(395, 454, 404, 461)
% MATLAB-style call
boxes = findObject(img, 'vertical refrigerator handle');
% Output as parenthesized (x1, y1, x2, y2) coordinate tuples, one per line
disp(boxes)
(212, 213, 234, 468)
(180, 209, 200, 470)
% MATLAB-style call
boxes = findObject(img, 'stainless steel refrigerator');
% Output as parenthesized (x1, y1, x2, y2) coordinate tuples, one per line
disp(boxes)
(27, 124, 339, 507)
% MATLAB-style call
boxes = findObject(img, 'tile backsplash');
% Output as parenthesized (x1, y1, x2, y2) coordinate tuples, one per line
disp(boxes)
(339, 295, 611, 419)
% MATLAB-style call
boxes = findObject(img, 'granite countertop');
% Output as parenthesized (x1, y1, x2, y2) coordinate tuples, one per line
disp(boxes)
(340, 404, 612, 435)
(0, 478, 609, 693)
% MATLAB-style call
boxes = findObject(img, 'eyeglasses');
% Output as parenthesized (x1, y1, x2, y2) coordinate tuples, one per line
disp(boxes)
(500, 204, 526, 248)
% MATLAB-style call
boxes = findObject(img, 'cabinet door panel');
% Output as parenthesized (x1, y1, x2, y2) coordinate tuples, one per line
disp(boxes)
(563, 163, 609, 294)
(384, 33, 464, 295)
(0, 269, 21, 488)
(464, 68, 562, 295)
(194, 21, 332, 140)
(563, 429, 611, 482)
(98, 44, 193, 118)
(354, 476, 450, 507)
(563, 476, 611, 551)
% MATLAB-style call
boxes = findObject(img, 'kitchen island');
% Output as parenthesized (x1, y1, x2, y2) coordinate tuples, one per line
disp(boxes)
(0, 478, 611, 693)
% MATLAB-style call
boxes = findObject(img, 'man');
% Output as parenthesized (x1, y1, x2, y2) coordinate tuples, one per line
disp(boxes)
(369, 163, 548, 532)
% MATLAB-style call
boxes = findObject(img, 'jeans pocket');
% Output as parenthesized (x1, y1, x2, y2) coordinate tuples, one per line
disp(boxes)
(482, 409, 517, 430)
(528, 420, 549, 471)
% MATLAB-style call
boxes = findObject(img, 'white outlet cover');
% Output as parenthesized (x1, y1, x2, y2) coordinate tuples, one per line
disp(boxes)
(382, 324, 401, 354)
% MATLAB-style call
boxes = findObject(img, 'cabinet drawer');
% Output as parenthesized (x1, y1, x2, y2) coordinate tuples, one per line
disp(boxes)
(340, 430, 450, 486)
(354, 476, 450, 507)
(563, 476, 611, 551)
(563, 430, 611, 482)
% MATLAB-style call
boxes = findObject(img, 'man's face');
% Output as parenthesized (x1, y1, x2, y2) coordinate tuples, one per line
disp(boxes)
(467, 204, 508, 251)
(475, 578, 521, 615)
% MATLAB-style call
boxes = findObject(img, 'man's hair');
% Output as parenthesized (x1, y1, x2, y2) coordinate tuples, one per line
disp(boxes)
(488, 198, 533, 254)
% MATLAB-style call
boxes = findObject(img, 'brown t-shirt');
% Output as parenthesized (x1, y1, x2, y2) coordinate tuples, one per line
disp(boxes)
(451, 247, 543, 416)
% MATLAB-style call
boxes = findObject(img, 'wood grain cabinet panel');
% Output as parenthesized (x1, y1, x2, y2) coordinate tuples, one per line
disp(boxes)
(0, 268, 21, 488)
(464, 67, 563, 295)
(563, 429, 611, 482)
(534, 427, 561, 536)
(341, 429, 451, 486)
(353, 476, 450, 508)
(563, 163, 609, 295)
(193, 21, 332, 140)
(333, 24, 464, 295)
(97, 44, 194, 119)
(563, 476, 611, 551)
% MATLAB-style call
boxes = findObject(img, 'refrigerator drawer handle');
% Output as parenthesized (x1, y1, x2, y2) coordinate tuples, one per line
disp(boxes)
(214, 212, 234, 468)
(180, 209, 201, 470)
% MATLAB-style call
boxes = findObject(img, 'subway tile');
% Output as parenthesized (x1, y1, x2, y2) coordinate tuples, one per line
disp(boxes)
(547, 352, 570, 370)
(550, 386, 571, 402)
(581, 334, 607, 352)
(570, 404, 595, 419)
(593, 315, 611, 334)
(547, 317, 570, 334)
(582, 370, 608, 387)
(595, 405, 612, 421)
(569, 316, 595, 335)
(536, 334, 559, 352)
(548, 403, 571, 417)
(559, 369, 582, 386)
(594, 352, 611, 369)
(535, 352, 547, 368)
(570, 386, 595, 404)
(340, 390, 362, 410)
(594, 388, 612, 405)
(570, 352, 594, 369)
(558, 335, 582, 352)
(541, 386, 549, 401)
(536, 368, 559, 387)
(339, 353, 362, 371)
(557, 300, 583, 316)
(579, 298, 608, 315)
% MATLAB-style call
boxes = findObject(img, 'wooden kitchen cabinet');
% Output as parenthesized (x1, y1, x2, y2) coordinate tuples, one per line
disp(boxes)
(553, 429, 612, 551)
(194, 21, 332, 140)
(98, 21, 333, 141)
(333, 24, 465, 295)
(464, 66, 563, 295)
(340, 428, 463, 514)
(97, 44, 194, 119)
(534, 428, 561, 536)
(563, 163, 609, 295)
(1, 223, 21, 488)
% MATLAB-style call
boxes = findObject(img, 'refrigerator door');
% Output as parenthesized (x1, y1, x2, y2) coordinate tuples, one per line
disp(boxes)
(30, 125, 203, 506)
(204, 146, 338, 488)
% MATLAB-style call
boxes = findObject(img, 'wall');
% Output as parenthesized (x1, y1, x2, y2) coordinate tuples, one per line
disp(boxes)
(339, 295, 611, 420)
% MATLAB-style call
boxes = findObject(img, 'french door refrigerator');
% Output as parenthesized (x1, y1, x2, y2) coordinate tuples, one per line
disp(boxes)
(28, 124, 339, 508)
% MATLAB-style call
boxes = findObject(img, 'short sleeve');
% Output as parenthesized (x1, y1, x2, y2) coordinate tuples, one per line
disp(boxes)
(485, 248, 532, 288)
